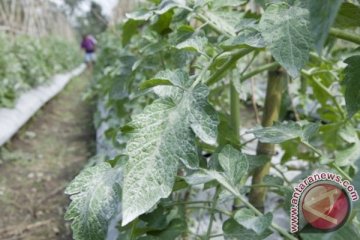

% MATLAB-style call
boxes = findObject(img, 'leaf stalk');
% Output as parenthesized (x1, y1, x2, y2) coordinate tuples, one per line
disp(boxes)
(205, 185, 221, 240)
(330, 28, 360, 45)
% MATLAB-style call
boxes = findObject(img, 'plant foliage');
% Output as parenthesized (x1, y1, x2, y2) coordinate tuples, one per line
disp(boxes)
(0, 34, 81, 108)
(65, 0, 360, 239)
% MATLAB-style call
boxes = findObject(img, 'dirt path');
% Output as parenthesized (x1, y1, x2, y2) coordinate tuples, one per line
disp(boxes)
(0, 71, 94, 240)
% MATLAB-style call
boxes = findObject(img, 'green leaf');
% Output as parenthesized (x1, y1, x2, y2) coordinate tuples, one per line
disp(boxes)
(300, 224, 360, 240)
(139, 205, 187, 239)
(139, 79, 173, 90)
(122, 78, 218, 225)
(335, 142, 360, 167)
(154, 0, 187, 15)
(202, 169, 240, 197)
(184, 171, 214, 185)
(175, 36, 208, 53)
(263, 175, 284, 186)
(222, 27, 265, 49)
(259, 3, 312, 78)
(204, 11, 237, 36)
(335, 2, 360, 28)
(223, 218, 272, 240)
(168, 25, 195, 44)
(248, 121, 319, 144)
(116, 204, 186, 239)
(302, 121, 321, 142)
(353, 157, 360, 211)
(210, 0, 246, 9)
(218, 145, 248, 185)
(343, 55, 360, 117)
(151, 10, 173, 35)
(335, 124, 360, 166)
(147, 218, 187, 239)
(233, 208, 273, 234)
(65, 162, 122, 240)
(246, 154, 269, 173)
(126, 10, 153, 21)
(122, 19, 141, 46)
(217, 114, 241, 148)
(234, 16, 259, 32)
(306, 0, 342, 53)
(140, 69, 191, 90)
(338, 123, 359, 143)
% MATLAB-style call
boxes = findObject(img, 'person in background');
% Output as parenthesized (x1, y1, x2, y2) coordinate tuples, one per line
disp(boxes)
(81, 34, 97, 68)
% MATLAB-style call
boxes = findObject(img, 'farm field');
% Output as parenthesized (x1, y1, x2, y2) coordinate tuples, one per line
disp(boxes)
(0, 73, 94, 239)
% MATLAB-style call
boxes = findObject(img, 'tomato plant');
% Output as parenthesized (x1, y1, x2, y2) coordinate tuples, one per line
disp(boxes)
(66, 0, 360, 239)
(0, 34, 81, 108)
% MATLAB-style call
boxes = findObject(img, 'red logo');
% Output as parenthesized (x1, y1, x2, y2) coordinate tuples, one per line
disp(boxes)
(301, 183, 350, 231)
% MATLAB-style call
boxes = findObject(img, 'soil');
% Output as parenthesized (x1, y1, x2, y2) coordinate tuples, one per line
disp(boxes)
(0, 70, 95, 240)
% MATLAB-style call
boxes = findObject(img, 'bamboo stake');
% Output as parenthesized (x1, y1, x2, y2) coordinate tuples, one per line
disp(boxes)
(249, 63, 286, 211)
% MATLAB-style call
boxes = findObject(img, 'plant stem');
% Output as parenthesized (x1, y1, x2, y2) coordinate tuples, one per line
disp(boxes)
(241, 51, 259, 75)
(196, 12, 233, 37)
(129, 219, 138, 240)
(239, 137, 257, 147)
(230, 70, 242, 209)
(301, 141, 322, 156)
(209, 233, 224, 238)
(185, 231, 203, 240)
(247, 184, 283, 188)
(220, 62, 281, 92)
(271, 163, 292, 186)
(185, 206, 232, 217)
(230, 73, 241, 143)
(330, 162, 352, 181)
(164, 200, 212, 207)
(206, 48, 254, 85)
(240, 62, 280, 83)
(205, 186, 221, 240)
(195, 9, 235, 37)
(249, 63, 285, 211)
(220, 180, 297, 240)
(329, 28, 360, 45)
(310, 76, 345, 119)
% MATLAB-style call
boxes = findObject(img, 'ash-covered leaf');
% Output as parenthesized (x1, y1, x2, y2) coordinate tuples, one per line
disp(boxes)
(176, 36, 208, 53)
(210, 0, 247, 9)
(140, 69, 190, 90)
(122, 77, 218, 225)
(335, 124, 360, 166)
(218, 145, 248, 185)
(335, 142, 360, 167)
(203, 11, 237, 36)
(222, 27, 265, 49)
(263, 175, 284, 186)
(184, 171, 214, 185)
(234, 209, 273, 234)
(154, 0, 187, 15)
(246, 154, 269, 173)
(259, 3, 312, 78)
(202, 169, 239, 195)
(126, 10, 153, 21)
(248, 121, 319, 144)
(65, 162, 122, 240)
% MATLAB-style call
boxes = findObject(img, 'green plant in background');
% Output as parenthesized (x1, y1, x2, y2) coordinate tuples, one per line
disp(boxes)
(0, 34, 82, 108)
(66, 0, 360, 239)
